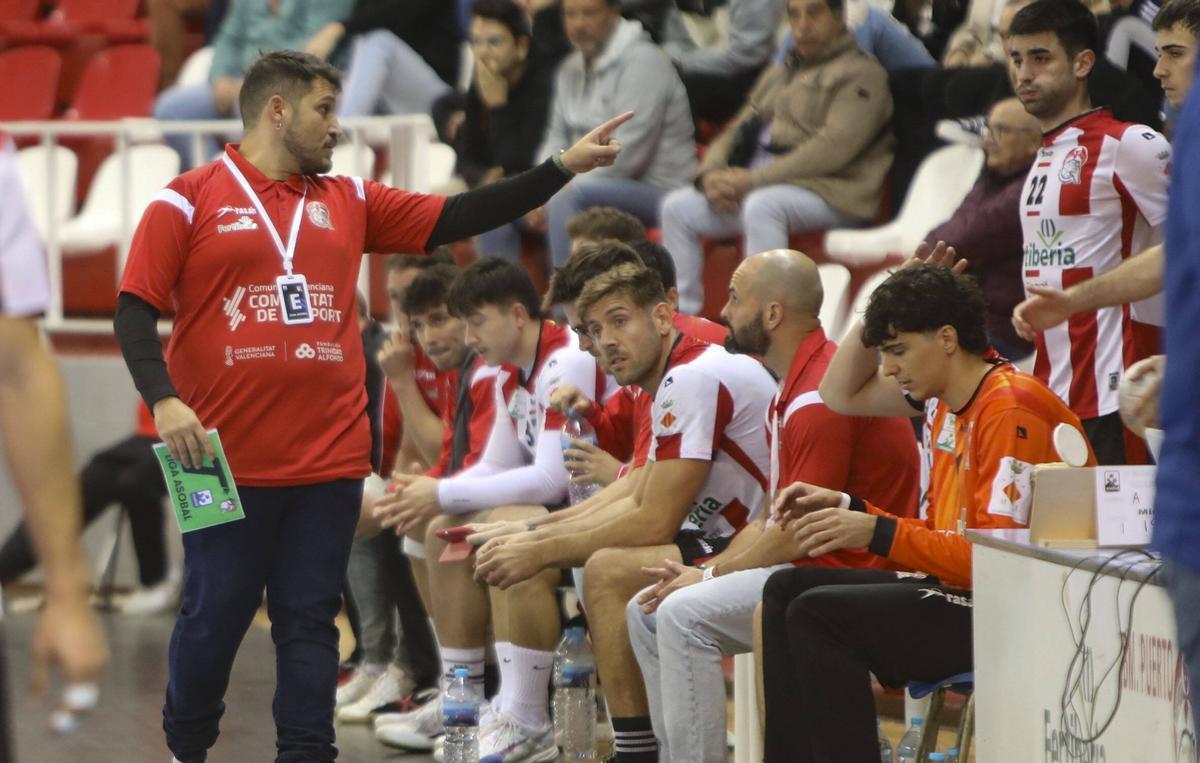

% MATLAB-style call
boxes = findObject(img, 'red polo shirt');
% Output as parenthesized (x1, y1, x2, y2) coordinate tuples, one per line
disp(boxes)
(770, 329, 921, 569)
(120, 145, 445, 486)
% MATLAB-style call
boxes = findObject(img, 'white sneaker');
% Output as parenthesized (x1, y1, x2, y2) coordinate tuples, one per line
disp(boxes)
(337, 665, 413, 723)
(336, 665, 382, 708)
(375, 692, 444, 750)
(120, 567, 180, 615)
(478, 713, 558, 763)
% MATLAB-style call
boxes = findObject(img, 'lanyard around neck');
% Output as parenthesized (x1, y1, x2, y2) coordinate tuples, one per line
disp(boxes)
(222, 153, 307, 275)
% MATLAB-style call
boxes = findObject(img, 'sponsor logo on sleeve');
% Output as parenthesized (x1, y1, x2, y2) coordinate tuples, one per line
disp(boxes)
(217, 215, 259, 234)
(988, 456, 1034, 523)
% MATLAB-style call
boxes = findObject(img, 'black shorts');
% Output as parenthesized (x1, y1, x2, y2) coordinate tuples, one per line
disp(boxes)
(673, 529, 732, 566)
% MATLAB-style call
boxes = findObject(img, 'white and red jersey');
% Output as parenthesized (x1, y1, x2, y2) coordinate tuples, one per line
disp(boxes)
(120, 144, 446, 486)
(648, 335, 775, 539)
(1020, 109, 1169, 419)
(436, 321, 601, 512)
(0, 135, 49, 317)
(425, 355, 503, 478)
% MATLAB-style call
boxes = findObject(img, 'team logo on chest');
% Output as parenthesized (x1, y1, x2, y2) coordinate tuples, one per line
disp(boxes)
(306, 201, 334, 230)
(1058, 145, 1088, 185)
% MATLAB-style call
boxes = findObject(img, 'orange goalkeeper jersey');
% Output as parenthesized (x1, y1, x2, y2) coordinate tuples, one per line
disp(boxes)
(865, 361, 1093, 589)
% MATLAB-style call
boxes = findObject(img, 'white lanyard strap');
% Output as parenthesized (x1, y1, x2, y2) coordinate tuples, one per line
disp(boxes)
(222, 153, 306, 275)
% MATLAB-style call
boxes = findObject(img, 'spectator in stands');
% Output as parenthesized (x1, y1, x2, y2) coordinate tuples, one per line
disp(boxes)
(435, 0, 559, 260)
(149, 0, 228, 89)
(777, 0, 937, 72)
(1011, 0, 1197, 339)
(474, 262, 776, 763)
(661, 0, 894, 315)
(760, 257, 1092, 762)
(303, 0, 460, 118)
(0, 403, 174, 615)
(924, 97, 1041, 361)
(1008, 0, 1170, 464)
(154, 0, 352, 168)
(625, 249, 920, 763)
(372, 258, 602, 761)
(665, 0, 787, 124)
(539, 0, 697, 268)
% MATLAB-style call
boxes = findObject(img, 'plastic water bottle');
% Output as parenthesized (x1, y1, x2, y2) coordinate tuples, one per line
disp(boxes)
(561, 413, 601, 504)
(877, 719, 893, 762)
(946, 748, 959, 763)
(553, 627, 597, 760)
(442, 667, 479, 763)
(896, 717, 923, 763)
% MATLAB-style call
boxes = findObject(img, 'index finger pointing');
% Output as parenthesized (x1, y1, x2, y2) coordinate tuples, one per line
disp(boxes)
(593, 111, 634, 141)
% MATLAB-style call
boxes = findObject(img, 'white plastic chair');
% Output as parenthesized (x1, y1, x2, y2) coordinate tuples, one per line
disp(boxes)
(733, 652, 763, 763)
(840, 268, 895, 340)
(16, 144, 77, 242)
(175, 46, 213, 88)
(329, 142, 376, 179)
(817, 262, 852, 341)
(824, 144, 984, 266)
(59, 144, 181, 255)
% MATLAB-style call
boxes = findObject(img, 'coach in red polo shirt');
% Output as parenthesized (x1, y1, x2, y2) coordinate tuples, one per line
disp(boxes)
(113, 50, 628, 763)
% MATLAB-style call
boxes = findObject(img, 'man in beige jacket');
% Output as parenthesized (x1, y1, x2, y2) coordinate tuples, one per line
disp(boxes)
(661, 0, 894, 314)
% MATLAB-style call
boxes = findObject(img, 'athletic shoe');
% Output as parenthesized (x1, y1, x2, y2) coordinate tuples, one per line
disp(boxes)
(369, 684, 439, 717)
(335, 666, 381, 708)
(375, 692, 444, 750)
(935, 115, 986, 147)
(119, 576, 180, 615)
(478, 714, 558, 763)
(337, 665, 413, 723)
(337, 661, 358, 687)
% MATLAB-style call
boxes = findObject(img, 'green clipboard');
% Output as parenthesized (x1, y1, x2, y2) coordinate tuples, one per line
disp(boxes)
(153, 429, 245, 533)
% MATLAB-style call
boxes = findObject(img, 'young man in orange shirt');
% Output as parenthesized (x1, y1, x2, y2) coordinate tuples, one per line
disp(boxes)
(760, 257, 1092, 762)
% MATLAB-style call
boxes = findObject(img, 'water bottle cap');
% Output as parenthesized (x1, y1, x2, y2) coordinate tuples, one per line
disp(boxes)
(928, 755, 947, 761)
(566, 626, 587, 639)
(910, 717, 923, 726)
(452, 667, 469, 677)
(948, 749, 958, 755)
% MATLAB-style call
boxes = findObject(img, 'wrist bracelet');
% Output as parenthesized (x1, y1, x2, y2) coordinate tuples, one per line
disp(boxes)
(702, 564, 717, 582)
(552, 149, 575, 178)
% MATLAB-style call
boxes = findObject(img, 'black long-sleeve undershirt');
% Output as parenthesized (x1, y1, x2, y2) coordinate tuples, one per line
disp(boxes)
(115, 157, 574, 406)
(426, 157, 571, 247)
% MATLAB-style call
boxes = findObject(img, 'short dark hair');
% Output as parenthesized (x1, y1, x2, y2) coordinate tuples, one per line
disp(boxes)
(1008, 0, 1099, 59)
(239, 50, 343, 128)
(543, 241, 642, 312)
(630, 240, 677, 291)
(1153, 0, 1200, 33)
(385, 249, 454, 275)
(564, 207, 647, 245)
(447, 256, 542, 319)
(576, 263, 667, 320)
(861, 265, 989, 355)
(471, 0, 531, 39)
(402, 263, 461, 317)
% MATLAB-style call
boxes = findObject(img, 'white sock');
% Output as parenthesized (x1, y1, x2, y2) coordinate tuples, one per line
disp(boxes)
(505, 644, 554, 731)
(495, 640, 514, 710)
(440, 645, 486, 693)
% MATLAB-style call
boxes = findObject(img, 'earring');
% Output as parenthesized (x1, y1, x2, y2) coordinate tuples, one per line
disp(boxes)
(275, 121, 282, 130)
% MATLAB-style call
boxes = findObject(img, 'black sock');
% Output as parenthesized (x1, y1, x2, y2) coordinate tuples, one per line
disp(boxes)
(612, 715, 657, 762)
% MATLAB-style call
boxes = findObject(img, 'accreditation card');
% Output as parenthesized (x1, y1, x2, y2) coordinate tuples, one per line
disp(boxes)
(153, 429, 245, 533)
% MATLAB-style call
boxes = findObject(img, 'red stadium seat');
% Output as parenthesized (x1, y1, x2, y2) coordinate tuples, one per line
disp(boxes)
(0, 0, 39, 21)
(64, 44, 160, 120)
(0, 46, 61, 120)
(51, 0, 141, 23)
